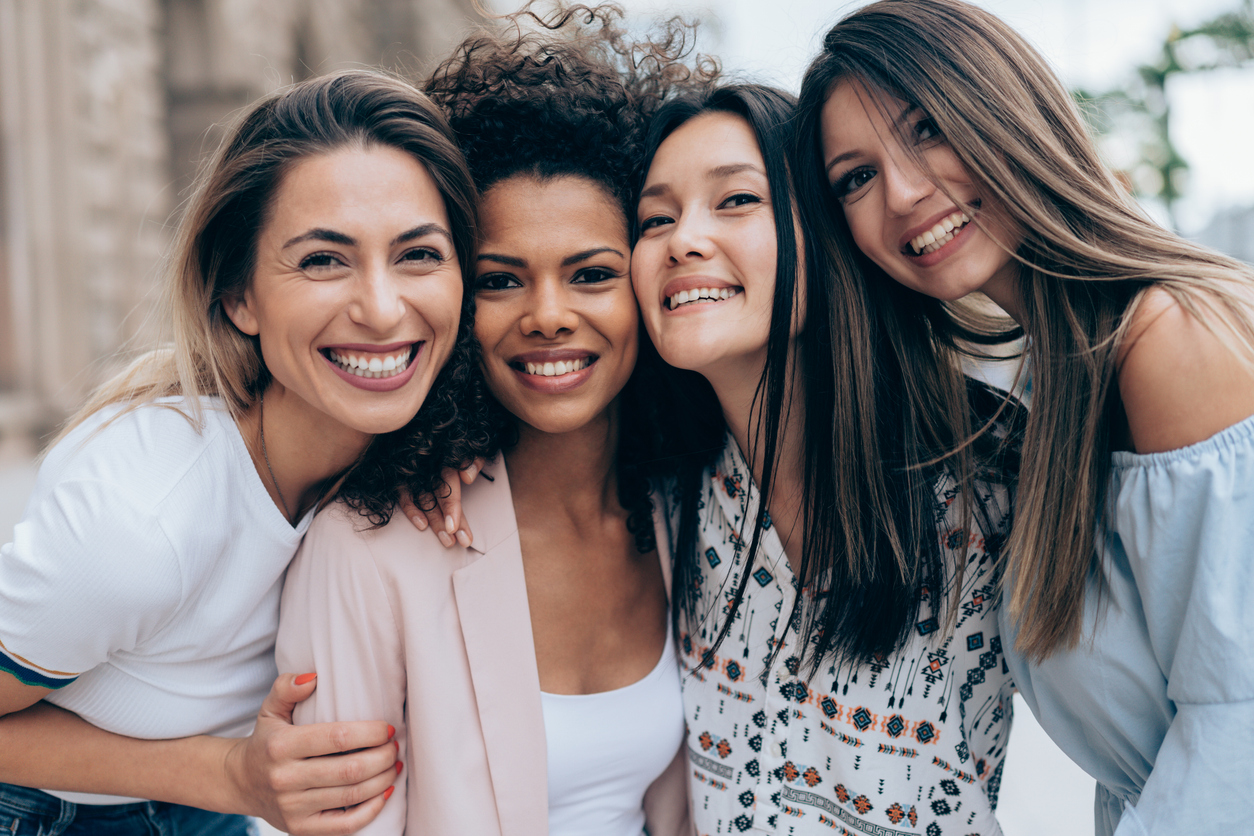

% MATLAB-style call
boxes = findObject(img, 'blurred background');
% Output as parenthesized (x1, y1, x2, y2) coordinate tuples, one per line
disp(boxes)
(2, 0, 1252, 832)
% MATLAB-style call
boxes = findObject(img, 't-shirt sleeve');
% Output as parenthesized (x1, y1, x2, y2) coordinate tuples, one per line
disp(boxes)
(0, 478, 182, 688)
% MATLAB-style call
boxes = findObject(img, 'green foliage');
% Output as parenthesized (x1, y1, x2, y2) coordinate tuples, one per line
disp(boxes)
(1078, 0, 1254, 228)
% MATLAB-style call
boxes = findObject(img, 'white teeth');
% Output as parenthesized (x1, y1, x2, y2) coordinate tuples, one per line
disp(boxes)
(910, 211, 972, 255)
(522, 357, 592, 376)
(667, 286, 740, 310)
(328, 347, 414, 378)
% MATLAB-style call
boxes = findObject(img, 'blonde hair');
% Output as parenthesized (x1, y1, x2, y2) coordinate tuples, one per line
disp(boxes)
(58, 70, 477, 442)
(797, 0, 1254, 660)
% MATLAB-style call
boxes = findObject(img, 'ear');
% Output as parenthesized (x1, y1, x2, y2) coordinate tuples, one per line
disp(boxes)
(222, 290, 261, 337)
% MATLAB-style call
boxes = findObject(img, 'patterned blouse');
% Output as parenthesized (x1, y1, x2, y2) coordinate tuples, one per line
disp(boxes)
(675, 435, 1015, 836)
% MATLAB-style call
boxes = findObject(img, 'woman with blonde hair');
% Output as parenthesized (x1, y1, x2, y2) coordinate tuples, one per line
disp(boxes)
(796, 0, 1254, 832)
(0, 69, 487, 835)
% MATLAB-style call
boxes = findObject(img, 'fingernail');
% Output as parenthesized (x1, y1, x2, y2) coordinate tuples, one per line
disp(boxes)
(386, 724, 395, 740)
(384, 786, 395, 801)
(394, 739, 399, 753)
(445, 515, 456, 534)
(456, 530, 471, 548)
(466, 464, 478, 481)
(413, 514, 427, 530)
(294, 673, 317, 685)
(437, 531, 454, 548)
(395, 760, 404, 775)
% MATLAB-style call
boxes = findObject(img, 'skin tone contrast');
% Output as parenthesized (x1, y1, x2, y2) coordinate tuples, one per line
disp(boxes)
(475, 173, 667, 694)
(632, 111, 808, 571)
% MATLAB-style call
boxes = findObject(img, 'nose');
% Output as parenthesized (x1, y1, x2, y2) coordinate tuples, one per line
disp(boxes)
(881, 152, 935, 217)
(665, 208, 714, 265)
(519, 278, 578, 338)
(349, 259, 407, 334)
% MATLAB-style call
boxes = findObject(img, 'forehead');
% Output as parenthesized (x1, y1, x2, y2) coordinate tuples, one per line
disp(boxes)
(264, 144, 447, 233)
(478, 174, 627, 253)
(647, 111, 765, 179)
(821, 79, 909, 143)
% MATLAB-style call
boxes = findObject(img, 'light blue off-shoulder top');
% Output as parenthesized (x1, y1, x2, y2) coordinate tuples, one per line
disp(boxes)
(1000, 413, 1254, 836)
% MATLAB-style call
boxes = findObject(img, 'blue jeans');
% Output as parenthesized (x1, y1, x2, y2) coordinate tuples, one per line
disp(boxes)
(0, 783, 257, 836)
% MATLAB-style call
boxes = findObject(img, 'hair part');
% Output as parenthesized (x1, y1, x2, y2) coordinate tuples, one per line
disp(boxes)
(799, 0, 1254, 660)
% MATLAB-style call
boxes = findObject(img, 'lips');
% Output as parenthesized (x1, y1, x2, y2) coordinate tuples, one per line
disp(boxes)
(901, 202, 980, 257)
(320, 341, 424, 392)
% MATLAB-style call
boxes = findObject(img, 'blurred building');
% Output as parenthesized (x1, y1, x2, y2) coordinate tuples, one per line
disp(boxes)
(0, 0, 480, 444)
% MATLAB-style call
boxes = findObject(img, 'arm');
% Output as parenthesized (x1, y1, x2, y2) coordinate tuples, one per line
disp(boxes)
(0, 478, 396, 835)
(1112, 288, 1254, 832)
(277, 509, 412, 835)
(0, 672, 398, 835)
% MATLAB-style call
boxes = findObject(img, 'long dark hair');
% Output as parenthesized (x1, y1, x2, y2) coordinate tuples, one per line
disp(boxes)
(649, 81, 1021, 673)
(639, 84, 805, 658)
(424, 2, 716, 551)
(796, 0, 1250, 660)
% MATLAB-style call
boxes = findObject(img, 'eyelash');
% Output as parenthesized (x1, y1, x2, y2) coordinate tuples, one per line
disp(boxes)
(831, 168, 876, 200)
(720, 192, 761, 209)
(299, 247, 444, 272)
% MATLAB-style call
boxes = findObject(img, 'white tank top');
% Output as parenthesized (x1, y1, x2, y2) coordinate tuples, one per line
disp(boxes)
(540, 623, 685, 836)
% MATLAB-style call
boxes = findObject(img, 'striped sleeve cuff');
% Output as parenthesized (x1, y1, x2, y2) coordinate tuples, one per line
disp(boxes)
(0, 641, 79, 689)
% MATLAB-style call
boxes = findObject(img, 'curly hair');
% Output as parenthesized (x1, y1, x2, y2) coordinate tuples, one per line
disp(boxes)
(420, 2, 717, 552)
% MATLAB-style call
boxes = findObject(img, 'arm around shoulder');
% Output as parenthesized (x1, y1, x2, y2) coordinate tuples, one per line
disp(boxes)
(1118, 287, 1254, 454)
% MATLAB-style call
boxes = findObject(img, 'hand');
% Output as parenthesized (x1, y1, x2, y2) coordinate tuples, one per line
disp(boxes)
(400, 460, 484, 548)
(224, 674, 400, 836)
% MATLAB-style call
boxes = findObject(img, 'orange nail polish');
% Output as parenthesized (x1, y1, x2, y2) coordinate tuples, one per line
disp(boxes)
(294, 673, 317, 685)
(384, 786, 395, 801)
(395, 760, 404, 775)
(394, 740, 399, 753)
(386, 724, 395, 740)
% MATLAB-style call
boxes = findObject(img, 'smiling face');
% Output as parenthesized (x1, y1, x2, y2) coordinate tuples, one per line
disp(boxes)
(473, 174, 637, 435)
(820, 79, 1022, 309)
(632, 112, 780, 382)
(224, 143, 463, 445)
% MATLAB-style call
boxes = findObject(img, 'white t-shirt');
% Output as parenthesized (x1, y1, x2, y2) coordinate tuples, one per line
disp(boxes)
(0, 396, 313, 802)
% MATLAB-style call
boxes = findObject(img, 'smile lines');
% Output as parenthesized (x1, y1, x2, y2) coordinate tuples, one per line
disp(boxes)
(666, 286, 741, 311)
(326, 346, 415, 379)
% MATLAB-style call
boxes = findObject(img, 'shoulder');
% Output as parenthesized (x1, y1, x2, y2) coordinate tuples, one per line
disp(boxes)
(39, 397, 234, 508)
(1118, 285, 1254, 454)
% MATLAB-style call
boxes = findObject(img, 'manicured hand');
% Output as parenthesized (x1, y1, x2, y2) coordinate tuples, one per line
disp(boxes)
(224, 673, 401, 835)
(400, 459, 484, 548)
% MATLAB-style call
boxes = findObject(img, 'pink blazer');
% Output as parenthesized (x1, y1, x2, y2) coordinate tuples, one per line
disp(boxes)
(276, 458, 692, 836)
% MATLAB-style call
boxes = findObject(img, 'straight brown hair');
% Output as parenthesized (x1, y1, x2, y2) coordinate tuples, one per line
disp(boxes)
(797, 0, 1254, 660)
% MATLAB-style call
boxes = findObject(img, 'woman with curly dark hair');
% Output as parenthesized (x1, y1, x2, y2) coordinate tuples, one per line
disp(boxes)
(275, 5, 708, 834)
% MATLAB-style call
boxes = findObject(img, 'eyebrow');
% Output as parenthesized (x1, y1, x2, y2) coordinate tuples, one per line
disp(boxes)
(639, 162, 768, 200)
(562, 247, 624, 267)
(825, 102, 919, 176)
(282, 223, 452, 250)
(476, 253, 526, 267)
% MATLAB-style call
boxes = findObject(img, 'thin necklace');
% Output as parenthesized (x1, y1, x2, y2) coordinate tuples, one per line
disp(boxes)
(259, 391, 292, 522)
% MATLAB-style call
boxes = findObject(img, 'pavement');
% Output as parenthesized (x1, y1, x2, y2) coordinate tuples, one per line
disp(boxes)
(0, 456, 1094, 836)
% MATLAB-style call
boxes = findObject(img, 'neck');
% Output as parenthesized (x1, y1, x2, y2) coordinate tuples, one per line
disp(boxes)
(240, 384, 372, 523)
(505, 405, 622, 527)
(981, 265, 1025, 324)
(705, 347, 806, 509)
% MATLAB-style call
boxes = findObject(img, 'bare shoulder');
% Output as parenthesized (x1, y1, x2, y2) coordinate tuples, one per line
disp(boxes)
(1117, 285, 1254, 454)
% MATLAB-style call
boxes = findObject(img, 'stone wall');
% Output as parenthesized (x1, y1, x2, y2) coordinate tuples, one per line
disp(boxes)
(0, 0, 481, 440)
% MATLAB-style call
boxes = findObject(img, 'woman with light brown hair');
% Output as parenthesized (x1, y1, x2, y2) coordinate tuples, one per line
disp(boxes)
(0, 69, 488, 835)
(796, 0, 1254, 832)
